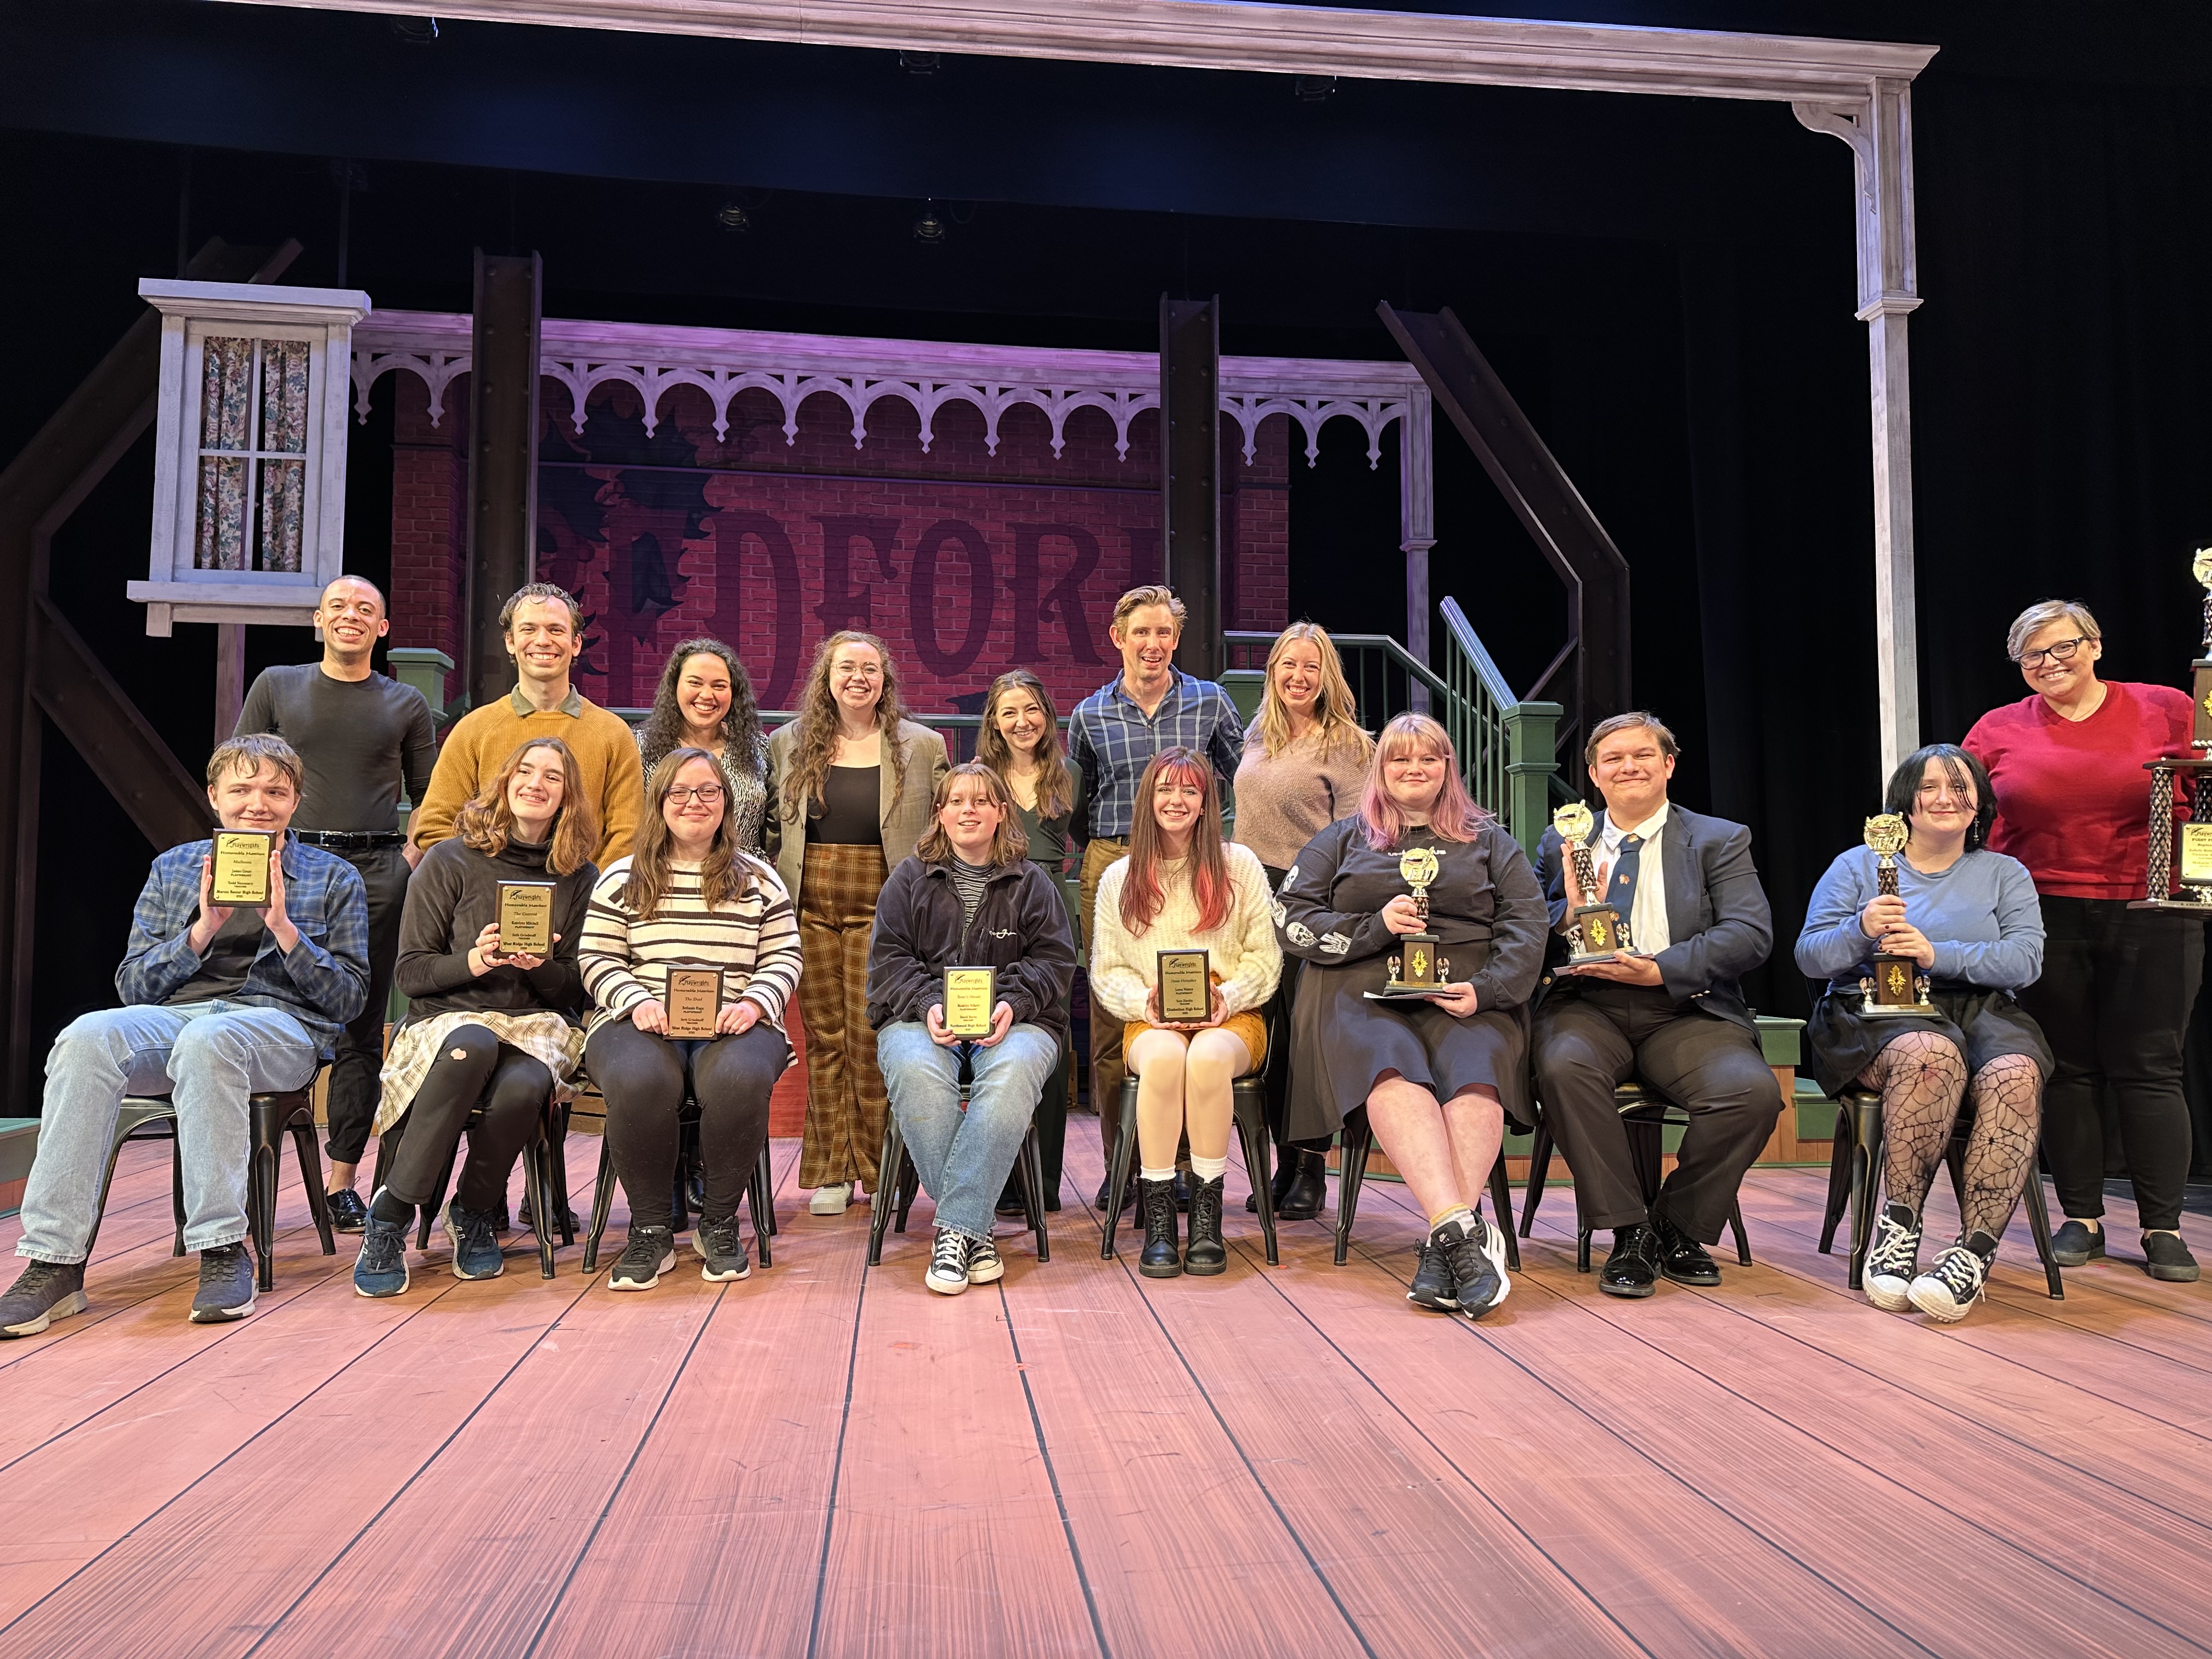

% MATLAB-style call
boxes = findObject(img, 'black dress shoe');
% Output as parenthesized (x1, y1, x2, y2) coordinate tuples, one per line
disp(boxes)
(996, 1185, 1028, 1217)
(324, 1188, 369, 1234)
(1600, 1225, 1660, 1298)
(1275, 1148, 1328, 1221)
(1093, 1176, 1136, 1214)
(1655, 1218, 1722, 1286)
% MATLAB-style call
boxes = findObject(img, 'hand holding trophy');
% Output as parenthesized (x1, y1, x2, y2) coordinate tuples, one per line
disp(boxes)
(1381, 846, 1451, 994)
(1554, 801, 1631, 964)
(1858, 813, 1937, 1016)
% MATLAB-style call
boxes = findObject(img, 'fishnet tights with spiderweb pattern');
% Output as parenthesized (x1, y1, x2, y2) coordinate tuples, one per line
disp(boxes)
(1859, 1031, 2044, 1240)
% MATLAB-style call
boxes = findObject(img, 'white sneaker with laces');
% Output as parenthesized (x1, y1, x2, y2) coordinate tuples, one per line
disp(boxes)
(809, 1182, 853, 1216)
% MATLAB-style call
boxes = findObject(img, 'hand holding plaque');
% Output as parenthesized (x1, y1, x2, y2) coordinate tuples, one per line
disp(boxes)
(495, 881, 556, 960)
(942, 966, 998, 1040)
(663, 965, 723, 1040)
(210, 830, 274, 909)
(1155, 949, 1213, 1026)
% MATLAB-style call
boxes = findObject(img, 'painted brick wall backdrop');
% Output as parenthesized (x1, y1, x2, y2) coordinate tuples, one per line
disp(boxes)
(388, 372, 1291, 716)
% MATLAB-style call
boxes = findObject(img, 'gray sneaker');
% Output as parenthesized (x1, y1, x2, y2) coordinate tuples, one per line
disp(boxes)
(443, 1200, 505, 1281)
(189, 1243, 257, 1323)
(0, 1259, 88, 1338)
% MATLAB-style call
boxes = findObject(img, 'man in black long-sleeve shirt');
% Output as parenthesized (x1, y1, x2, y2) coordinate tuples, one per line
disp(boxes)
(235, 575, 437, 1228)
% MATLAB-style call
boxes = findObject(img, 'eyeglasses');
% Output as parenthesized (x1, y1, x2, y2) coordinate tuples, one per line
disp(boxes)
(2017, 636, 2090, 668)
(667, 785, 725, 805)
(1914, 784, 1971, 802)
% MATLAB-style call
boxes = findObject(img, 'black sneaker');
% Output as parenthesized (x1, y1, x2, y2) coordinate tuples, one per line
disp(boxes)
(325, 1187, 369, 1234)
(609, 1227, 676, 1291)
(0, 1259, 87, 1337)
(2049, 1220, 2104, 1267)
(1907, 1240, 1990, 1323)
(1434, 1213, 1512, 1321)
(442, 1199, 505, 1280)
(696, 1216, 752, 1282)
(926, 1228, 972, 1295)
(2143, 1232, 2201, 1283)
(1407, 1238, 1459, 1310)
(966, 1235, 1005, 1285)
(1862, 1204, 1921, 1312)
(189, 1243, 257, 1323)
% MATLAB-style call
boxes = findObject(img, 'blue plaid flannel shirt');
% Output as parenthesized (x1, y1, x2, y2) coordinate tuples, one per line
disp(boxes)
(115, 838, 371, 1056)
(1069, 668, 1245, 840)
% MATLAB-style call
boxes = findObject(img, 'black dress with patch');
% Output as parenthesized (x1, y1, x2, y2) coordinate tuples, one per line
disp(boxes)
(1274, 817, 1549, 1138)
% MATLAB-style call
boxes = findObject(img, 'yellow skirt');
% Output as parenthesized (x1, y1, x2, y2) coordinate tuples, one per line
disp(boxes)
(1124, 1009, 1267, 1073)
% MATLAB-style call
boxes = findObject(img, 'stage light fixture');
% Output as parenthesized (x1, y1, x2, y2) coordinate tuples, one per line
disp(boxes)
(913, 202, 948, 244)
(1293, 74, 1337, 101)
(900, 50, 941, 74)
(717, 201, 751, 232)
(391, 16, 439, 44)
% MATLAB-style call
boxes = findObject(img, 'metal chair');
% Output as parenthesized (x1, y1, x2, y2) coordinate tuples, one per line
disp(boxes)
(871, 1052, 1050, 1267)
(1819, 1084, 2064, 1299)
(1333, 1104, 1520, 1271)
(581, 1099, 778, 1274)
(370, 1090, 574, 1279)
(1102, 1070, 1276, 1265)
(88, 1084, 337, 1291)
(1518, 1081, 1752, 1273)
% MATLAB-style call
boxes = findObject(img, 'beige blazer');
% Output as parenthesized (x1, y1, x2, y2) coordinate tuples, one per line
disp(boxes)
(764, 717, 950, 899)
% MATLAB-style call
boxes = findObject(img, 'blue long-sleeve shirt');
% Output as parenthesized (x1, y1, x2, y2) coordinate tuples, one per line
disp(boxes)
(1068, 669, 1244, 841)
(1795, 845, 2045, 991)
(117, 837, 371, 1054)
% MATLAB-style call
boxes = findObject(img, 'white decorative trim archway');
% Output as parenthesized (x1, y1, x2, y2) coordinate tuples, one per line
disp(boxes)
(241, 0, 1937, 774)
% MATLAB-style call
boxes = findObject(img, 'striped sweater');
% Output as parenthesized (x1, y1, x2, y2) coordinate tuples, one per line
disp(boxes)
(579, 853, 802, 1037)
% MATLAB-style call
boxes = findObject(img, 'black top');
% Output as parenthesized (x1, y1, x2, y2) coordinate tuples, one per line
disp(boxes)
(393, 834, 597, 1028)
(236, 663, 438, 833)
(807, 764, 883, 845)
(1013, 756, 1088, 871)
(168, 909, 264, 1005)
(865, 856, 1078, 1051)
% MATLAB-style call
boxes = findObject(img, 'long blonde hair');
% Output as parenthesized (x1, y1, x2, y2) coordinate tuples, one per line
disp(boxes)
(454, 738, 599, 876)
(622, 747, 757, 921)
(777, 630, 913, 830)
(1251, 622, 1373, 765)
(975, 670, 1075, 820)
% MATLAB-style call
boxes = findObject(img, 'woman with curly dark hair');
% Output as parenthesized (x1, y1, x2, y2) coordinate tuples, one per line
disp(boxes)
(636, 638, 770, 853)
(765, 630, 949, 1214)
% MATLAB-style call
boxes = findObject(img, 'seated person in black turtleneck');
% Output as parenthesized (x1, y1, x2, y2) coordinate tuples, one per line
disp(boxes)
(1530, 712, 1779, 1299)
(352, 738, 600, 1295)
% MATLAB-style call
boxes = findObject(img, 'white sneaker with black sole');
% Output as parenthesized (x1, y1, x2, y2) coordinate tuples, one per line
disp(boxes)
(925, 1228, 970, 1295)
(1907, 1243, 1989, 1323)
(1862, 1205, 1921, 1312)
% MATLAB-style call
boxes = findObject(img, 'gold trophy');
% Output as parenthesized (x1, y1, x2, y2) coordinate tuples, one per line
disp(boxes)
(1382, 846, 1451, 995)
(1858, 814, 1937, 1017)
(1553, 802, 1630, 963)
(2131, 548, 2212, 910)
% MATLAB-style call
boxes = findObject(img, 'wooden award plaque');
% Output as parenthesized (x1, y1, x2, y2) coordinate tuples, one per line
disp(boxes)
(664, 965, 723, 1040)
(495, 880, 557, 958)
(1156, 949, 1212, 1024)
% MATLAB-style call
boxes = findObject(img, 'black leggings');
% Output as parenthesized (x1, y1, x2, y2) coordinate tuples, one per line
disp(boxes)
(587, 1018, 787, 1230)
(2017, 895, 2204, 1230)
(383, 1025, 553, 1213)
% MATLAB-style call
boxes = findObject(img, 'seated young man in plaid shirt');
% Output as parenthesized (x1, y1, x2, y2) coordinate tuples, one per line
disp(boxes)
(0, 735, 369, 1334)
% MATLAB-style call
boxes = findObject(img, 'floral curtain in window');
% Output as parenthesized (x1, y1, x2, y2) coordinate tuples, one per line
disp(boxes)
(193, 336, 309, 573)
(195, 337, 253, 570)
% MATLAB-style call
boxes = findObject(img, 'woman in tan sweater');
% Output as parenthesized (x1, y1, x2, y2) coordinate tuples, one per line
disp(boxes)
(1091, 749, 1281, 1279)
(1233, 623, 1373, 1220)
(765, 631, 949, 1214)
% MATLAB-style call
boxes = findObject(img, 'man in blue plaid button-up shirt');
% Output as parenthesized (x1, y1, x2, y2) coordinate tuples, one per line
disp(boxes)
(1, 735, 368, 1335)
(1067, 585, 1245, 1199)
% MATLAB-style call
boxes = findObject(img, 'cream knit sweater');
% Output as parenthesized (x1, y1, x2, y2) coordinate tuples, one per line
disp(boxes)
(1089, 842, 1283, 1023)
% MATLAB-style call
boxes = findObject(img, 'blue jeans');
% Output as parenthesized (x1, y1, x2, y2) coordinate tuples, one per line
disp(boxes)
(17, 1001, 319, 1262)
(877, 1022, 1059, 1243)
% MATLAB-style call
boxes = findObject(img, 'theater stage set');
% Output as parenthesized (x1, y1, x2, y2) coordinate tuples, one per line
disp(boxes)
(3, 3, 2212, 1656)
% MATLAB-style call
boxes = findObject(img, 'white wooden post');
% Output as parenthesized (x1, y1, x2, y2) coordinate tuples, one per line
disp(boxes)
(1797, 81, 1923, 781)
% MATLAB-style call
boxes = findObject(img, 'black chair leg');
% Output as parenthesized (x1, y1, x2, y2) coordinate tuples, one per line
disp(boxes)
(750, 1141, 775, 1269)
(1847, 1094, 1883, 1291)
(1486, 1151, 1520, 1273)
(1101, 1082, 1141, 1261)
(521, 1121, 556, 1280)
(169, 1132, 187, 1257)
(1333, 1116, 1372, 1267)
(1818, 1114, 1854, 1255)
(1018, 1125, 1050, 1263)
(551, 1102, 575, 1247)
(1519, 1119, 1554, 1239)
(1726, 1201, 1751, 1266)
(291, 1123, 337, 1256)
(1233, 1091, 1279, 1267)
(868, 1113, 906, 1267)
(582, 1140, 620, 1274)
(2021, 1170, 2065, 1300)
(251, 1137, 280, 1293)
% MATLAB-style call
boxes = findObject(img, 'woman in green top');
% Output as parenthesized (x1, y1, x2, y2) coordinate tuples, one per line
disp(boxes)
(977, 669, 1087, 1210)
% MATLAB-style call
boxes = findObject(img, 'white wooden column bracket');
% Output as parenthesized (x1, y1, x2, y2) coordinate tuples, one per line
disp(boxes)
(1796, 85, 1923, 782)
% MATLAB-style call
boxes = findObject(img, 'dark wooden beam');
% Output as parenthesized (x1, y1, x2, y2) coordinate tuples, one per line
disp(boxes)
(1378, 302, 1632, 758)
(465, 250, 543, 713)
(0, 236, 296, 1103)
(1159, 294, 1222, 680)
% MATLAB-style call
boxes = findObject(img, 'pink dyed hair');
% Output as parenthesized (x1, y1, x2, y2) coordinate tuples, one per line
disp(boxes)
(1357, 713, 1489, 850)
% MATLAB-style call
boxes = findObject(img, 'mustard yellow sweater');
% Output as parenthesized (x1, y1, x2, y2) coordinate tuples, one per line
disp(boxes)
(412, 687, 644, 866)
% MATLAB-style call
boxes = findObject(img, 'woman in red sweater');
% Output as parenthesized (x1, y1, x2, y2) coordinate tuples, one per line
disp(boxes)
(1963, 599, 2201, 1283)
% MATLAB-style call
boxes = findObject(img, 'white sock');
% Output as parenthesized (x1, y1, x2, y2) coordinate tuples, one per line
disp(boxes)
(1430, 1205, 1477, 1238)
(1140, 1165, 1177, 1182)
(1189, 1154, 1229, 1181)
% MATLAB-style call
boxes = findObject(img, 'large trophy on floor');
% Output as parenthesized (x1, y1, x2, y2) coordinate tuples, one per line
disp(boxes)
(2132, 547, 2212, 912)
(1858, 813, 1937, 1017)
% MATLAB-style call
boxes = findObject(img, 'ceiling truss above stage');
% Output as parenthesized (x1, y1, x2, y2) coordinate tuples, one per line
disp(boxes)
(351, 312, 1427, 471)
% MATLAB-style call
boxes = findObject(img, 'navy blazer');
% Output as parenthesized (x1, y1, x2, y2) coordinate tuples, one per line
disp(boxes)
(1531, 802, 1773, 1031)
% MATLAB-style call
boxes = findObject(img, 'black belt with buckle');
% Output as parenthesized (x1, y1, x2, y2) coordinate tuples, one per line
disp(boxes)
(293, 830, 408, 851)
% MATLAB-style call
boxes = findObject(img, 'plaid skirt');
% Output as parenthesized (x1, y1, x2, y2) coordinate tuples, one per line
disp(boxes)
(377, 1009, 585, 1136)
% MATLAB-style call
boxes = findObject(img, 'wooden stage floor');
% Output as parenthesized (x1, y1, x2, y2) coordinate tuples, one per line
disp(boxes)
(2, 1128, 2210, 1659)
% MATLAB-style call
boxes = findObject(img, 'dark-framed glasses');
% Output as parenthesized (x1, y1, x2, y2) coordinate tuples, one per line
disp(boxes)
(667, 785, 726, 805)
(2017, 635, 2090, 668)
